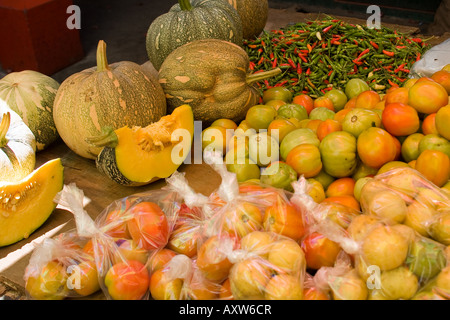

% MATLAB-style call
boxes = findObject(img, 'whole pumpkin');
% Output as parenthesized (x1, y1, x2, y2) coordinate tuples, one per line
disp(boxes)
(53, 40, 167, 160)
(158, 39, 281, 124)
(0, 70, 60, 151)
(225, 0, 268, 39)
(146, 0, 243, 71)
(0, 102, 36, 182)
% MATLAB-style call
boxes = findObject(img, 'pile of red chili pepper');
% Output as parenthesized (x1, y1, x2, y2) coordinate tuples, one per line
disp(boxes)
(244, 16, 431, 97)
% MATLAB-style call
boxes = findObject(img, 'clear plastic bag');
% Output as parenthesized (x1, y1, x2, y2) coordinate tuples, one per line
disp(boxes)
(24, 231, 100, 300)
(410, 38, 450, 78)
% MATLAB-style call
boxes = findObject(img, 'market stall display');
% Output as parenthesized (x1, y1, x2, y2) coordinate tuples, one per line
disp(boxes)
(1, 2, 450, 301)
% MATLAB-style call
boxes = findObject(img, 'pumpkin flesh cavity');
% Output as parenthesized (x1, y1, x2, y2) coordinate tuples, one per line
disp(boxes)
(109, 105, 194, 184)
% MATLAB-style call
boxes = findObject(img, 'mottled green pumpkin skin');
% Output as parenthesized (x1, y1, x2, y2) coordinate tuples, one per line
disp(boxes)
(0, 70, 60, 151)
(226, 0, 268, 39)
(146, 0, 243, 71)
(53, 61, 167, 160)
(158, 39, 259, 124)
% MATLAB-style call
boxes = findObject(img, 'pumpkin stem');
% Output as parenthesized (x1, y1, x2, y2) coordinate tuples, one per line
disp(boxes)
(178, 0, 192, 10)
(0, 112, 11, 148)
(246, 68, 282, 85)
(85, 127, 118, 148)
(96, 40, 110, 72)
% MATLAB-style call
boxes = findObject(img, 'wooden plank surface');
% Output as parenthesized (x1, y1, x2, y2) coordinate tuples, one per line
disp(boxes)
(1, 7, 449, 299)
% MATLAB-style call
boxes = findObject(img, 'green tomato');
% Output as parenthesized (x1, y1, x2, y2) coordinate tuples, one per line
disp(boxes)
(401, 133, 424, 163)
(309, 107, 335, 121)
(226, 158, 261, 183)
(341, 108, 381, 138)
(279, 128, 320, 161)
(276, 103, 308, 121)
(310, 169, 335, 190)
(407, 238, 446, 281)
(319, 131, 357, 178)
(248, 132, 280, 167)
(245, 105, 277, 131)
(324, 89, 348, 112)
(262, 87, 293, 104)
(418, 134, 450, 158)
(260, 162, 298, 192)
(345, 78, 370, 99)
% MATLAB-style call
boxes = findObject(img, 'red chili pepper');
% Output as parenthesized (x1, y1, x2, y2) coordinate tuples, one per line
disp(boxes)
(297, 64, 302, 75)
(298, 53, 308, 63)
(395, 45, 406, 49)
(247, 44, 257, 49)
(382, 50, 395, 57)
(288, 58, 297, 69)
(394, 63, 406, 73)
(272, 57, 278, 69)
(353, 58, 363, 66)
(270, 52, 274, 59)
(323, 25, 333, 33)
(261, 40, 266, 47)
(358, 48, 370, 58)
(411, 38, 422, 43)
(249, 61, 255, 70)
(306, 67, 311, 75)
(370, 41, 379, 49)
(388, 79, 396, 86)
(258, 57, 264, 65)
(416, 53, 421, 61)
(331, 40, 341, 45)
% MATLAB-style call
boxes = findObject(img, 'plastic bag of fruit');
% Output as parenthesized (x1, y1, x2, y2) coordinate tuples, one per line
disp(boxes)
(359, 167, 450, 246)
(52, 183, 184, 300)
(24, 231, 101, 300)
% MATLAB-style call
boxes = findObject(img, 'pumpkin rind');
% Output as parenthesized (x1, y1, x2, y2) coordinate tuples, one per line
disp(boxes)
(0, 70, 60, 151)
(92, 105, 194, 186)
(226, 0, 268, 39)
(0, 103, 36, 182)
(53, 41, 167, 160)
(0, 158, 64, 247)
(146, 0, 244, 71)
(158, 39, 280, 124)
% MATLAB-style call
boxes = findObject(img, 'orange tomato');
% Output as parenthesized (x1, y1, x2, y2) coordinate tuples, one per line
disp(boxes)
(415, 149, 450, 187)
(167, 224, 199, 258)
(384, 87, 409, 105)
(403, 78, 418, 89)
(305, 119, 323, 134)
(408, 80, 449, 114)
(265, 99, 288, 111)
(326, 177, 356, 197)
(293, 94, 314, 114)
(431, 70, 450, 94)
(354, 90, 381, 109)
(301, 232, 342, 270)
(316, 119, 342, 141)
(391, 135, 402, 161)
(373, 100, 386, 111)
(148, 248, 178, 272)
(268, 118, 297, 142)
(357, 127, 398, 169)
(285, 143, 323, 178)
(149, 267, 183, 300)
(313, 96, 335, 111)
(322, 195, 360, 212)
(196, 235, 236, 283)
(104, 260, 150, 300)
(211, 118, 238, 130)
(334, 108, 352, 123)
(385, 84, 400, 95)
(219, 278, 234, 300)
(303, 287, 330, 300)
(344, 96, 357, 109)
(104, 203, 132, 239)
(127, 202, 170, 251)
(220, 202, 263, 240)
(263, 200, 306, 241)
(435, 105, 450, 140)
(422, 113, 438, 135)
(381, 102, 420, 136)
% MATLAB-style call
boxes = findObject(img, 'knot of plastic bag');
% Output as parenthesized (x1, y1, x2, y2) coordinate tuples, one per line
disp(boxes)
(53, 183, 100, 238)
(165, 254, 194, 282)
(203, 150, 240, 202)
(291, 176, 319, 212)
(165, 171, 210, 210)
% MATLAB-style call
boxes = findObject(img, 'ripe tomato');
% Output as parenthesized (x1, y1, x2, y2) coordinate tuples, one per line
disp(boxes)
(326, 177, 356, 198)
(322, 195, 360, 212)
(382, 102, 420, 137)
(268, 118, 297, 142)
(127, 202, 170, 251)
(384, 87, 409, 105)
(357, 127, 397, 169)
(316, 119, 342, 141)
(431, 70, 450, 94)
(422, 113, 438, 135)
(263, 200, 306, 241)
(354, 90, 381, 109)
(292, 94, 314, 114)
(301, 232, 342, 270)
(408, 80, 448, 114)
(313, 96, 335, 111)
(435, 105, 450, 140)
(286, 143, 323, 178)
(415, 149, 450, 187)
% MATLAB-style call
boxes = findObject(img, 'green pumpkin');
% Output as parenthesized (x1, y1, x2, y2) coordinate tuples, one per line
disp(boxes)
(319, 131, 357, 178)
(158, 39, 281, 124)
(146, 0, 244, 71)
(225, 0, 268, 39)
(0, 70, 60, 151)
(53, 40, 167, 160)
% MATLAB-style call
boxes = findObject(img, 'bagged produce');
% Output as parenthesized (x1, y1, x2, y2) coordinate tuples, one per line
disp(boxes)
(24, 231, 100, 300)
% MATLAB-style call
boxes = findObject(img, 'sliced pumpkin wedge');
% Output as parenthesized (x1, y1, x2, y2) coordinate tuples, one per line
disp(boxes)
(88, 104, 194, 186)
(0, 158, 64, 247)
